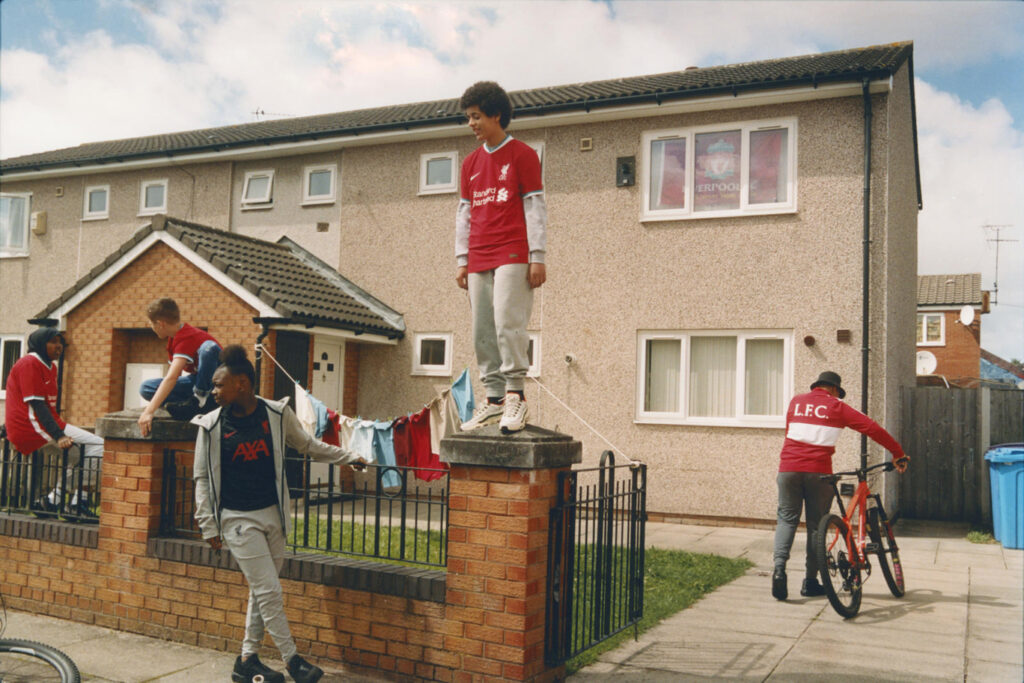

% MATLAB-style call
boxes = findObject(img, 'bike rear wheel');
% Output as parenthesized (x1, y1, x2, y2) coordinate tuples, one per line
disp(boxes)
(0, 638, 81, 683)
(867, 507, 905, 598)
(816, 514, 862, 618)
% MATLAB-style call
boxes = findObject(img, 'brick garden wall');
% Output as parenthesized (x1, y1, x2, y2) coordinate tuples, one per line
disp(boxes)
(0, 425, 573, 682)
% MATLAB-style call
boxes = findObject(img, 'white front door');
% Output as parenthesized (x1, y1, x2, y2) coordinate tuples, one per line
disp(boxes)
(311, 338, 344, 411)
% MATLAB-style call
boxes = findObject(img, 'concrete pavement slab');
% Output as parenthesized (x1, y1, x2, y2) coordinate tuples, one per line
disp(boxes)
(775, 636, 963, 682)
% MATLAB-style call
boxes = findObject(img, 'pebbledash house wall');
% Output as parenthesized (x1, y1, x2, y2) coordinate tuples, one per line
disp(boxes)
(341, 75, 918, 521)
(0, 424, 577, 682)
(1, 56, 918, 523)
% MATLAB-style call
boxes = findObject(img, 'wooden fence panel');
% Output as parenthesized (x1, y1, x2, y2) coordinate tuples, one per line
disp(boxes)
(900, 387, 1024, 523)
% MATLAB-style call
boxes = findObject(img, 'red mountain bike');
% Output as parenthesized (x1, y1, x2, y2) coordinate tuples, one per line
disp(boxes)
(815, 458, 908, 618)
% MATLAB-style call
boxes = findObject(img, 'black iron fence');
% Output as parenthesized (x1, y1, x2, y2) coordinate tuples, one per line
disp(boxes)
(1, 432, 101, 524)
(161, 448, 448, 568)
(545, 452, 647, 666)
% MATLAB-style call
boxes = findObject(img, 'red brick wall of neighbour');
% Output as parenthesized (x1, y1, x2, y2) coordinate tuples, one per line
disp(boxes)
(60, 242, 273, 427)
(919, 310, 982, 387)
(0, 433, 568, 682)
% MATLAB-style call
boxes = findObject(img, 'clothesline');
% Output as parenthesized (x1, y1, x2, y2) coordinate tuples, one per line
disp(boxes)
(257, 342, 640, 468)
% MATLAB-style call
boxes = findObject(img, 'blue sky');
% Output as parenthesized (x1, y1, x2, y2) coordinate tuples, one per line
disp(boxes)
(1, 0, 1022, 362)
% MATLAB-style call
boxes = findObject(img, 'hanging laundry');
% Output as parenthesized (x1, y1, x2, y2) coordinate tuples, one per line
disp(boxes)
(391, 415, 412, 468)
(450, 368, 475, 424)
(305, 392, 330, 438)
(322, 409, 342, 447)
(428, 389, 460, 456)
(349, 419, 377, 462)
(338, 415, 359, 452)
(294, 383, 316, 437)
(410, 406, 446, 482)
(372, 421, 402, 490)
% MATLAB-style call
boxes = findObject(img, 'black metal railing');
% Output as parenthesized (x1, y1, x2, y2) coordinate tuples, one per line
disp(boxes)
(1, 433, 102, 524)
(161, 448, 448, 568)
(545, 452, 647, 666)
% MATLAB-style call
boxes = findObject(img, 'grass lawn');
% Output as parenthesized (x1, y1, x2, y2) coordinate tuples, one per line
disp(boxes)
(288, 519, 445, 567)
(565, 547, 752, 673)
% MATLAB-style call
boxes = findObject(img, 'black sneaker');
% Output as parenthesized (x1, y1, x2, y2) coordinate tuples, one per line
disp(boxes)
(31, 497, 60, 519)
(164, 395, 201, 421)
(232, 654, 285, 683)
(771, 568, 787, 601)
(801, 577, 826, 597)
(286, 654, 323, 683)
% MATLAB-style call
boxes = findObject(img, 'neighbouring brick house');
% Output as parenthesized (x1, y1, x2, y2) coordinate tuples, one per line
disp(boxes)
(916, 273, 990, 387)
(28, 214, 404, 427)
(1, 42, 921, 521)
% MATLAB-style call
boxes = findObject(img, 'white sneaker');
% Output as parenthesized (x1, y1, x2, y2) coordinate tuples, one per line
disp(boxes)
(499, 393, 528, 433)
(460, 401, 504, 431)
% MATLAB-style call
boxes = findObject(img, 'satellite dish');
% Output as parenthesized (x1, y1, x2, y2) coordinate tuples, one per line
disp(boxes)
(916, 350, 937, 375)
(958, 305, 975, 326)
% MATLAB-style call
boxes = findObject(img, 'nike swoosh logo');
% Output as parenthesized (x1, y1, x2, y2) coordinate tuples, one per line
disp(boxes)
(470, 173, 481, 181)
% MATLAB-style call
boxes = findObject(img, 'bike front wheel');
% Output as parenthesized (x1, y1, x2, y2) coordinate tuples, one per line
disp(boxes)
(867, 507, 906, 598)
(0, 638, 81, 683)
(816, 514, 862, 618)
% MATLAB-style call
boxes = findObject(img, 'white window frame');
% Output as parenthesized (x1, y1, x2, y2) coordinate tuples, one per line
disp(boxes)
(412, 332, 453, 376)
(0, 192, 32, 258)
(302, 164, 337, 205)
(527, 332, 541, 378)
(635, 329, 792, 428)
(640, 117, 797, 222)
(1, 334, 25, 399)
(419, 152, 458, 195)
(83, 185, 110, 220)
(241, 169, 275, 208)
(917, 312, 945, 346)
(138, 179, 168, 215)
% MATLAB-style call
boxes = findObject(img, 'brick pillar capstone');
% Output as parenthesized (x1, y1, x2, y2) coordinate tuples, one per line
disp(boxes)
(441, 424, 581, 683)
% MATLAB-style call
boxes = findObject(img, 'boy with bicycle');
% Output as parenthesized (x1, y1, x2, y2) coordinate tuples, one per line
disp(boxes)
(772, 371, 909, 601)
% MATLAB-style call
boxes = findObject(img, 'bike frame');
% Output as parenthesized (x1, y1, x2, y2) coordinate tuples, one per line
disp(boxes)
(824, 460, 894, 571)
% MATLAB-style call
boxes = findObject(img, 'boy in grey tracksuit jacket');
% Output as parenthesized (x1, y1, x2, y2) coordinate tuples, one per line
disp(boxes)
(193, 397, 363, 673)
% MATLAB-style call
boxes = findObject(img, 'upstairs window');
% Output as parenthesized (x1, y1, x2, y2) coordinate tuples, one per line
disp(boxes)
(642, 118, 796, 221)
(0, 193, 31, 257)
(302, 164, 337, 205)
(139, 179, 168, 215)
(917, 313, 945, 346)
(637, 330, 791, 428)
(419, 152, 457, 195)
(242, 170, 275, 207)
(83, 185, 110, 220)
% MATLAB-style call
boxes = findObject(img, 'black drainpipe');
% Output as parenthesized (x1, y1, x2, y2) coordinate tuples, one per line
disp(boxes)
(860, 78, 872, 468)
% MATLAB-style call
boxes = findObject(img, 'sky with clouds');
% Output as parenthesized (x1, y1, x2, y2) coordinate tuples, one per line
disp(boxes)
(1, 0, 1022, 362)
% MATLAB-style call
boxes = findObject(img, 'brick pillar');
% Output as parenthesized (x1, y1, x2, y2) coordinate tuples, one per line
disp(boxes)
(94, 410, 197, 628)
(441, 425, 581, 682)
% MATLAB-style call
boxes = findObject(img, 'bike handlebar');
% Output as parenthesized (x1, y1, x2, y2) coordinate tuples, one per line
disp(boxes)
(822, 460, 897, 482)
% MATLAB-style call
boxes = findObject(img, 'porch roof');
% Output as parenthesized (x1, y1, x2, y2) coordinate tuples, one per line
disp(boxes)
(32, 215, 406, 339)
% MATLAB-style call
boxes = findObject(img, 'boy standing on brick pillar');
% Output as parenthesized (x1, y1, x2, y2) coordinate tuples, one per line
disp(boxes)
(455, 81, 546, 434)
(138, 297, 221, 435)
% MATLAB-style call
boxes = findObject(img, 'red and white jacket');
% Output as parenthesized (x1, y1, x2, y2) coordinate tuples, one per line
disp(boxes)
(779, 387, 905, 474)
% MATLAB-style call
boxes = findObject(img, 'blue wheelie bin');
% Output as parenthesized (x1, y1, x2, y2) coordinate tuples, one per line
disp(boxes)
(985, 443, 1024, 549)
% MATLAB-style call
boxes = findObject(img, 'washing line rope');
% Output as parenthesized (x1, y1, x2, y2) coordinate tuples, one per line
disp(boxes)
(530, 376, 641, 468)
(257, 343, 641, 467)
(256, 343, 301, 387)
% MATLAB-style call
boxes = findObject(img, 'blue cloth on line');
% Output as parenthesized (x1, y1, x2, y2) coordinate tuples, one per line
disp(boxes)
(306, 392, 330, 438)
(372, 421, 402, 489)
(451, 368, 475, 423)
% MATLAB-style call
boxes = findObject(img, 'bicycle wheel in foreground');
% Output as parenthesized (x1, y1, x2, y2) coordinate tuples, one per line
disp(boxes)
(867, 507, 906, 598)
(0, 638, 81, 683)
(816, 514, 862, 618)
